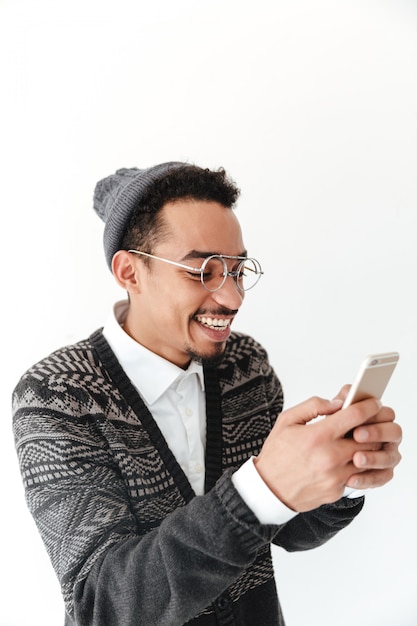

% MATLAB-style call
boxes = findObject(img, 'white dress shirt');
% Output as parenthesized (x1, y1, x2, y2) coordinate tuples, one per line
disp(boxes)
(103, 301, 361, 526)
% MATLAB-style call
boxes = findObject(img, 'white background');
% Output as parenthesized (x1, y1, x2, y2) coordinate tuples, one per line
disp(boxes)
(1, 1, 416, 624)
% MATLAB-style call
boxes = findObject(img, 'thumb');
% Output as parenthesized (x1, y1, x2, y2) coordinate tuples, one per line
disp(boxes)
(283, 396, 344, 426)
(332, 384, 351, 404)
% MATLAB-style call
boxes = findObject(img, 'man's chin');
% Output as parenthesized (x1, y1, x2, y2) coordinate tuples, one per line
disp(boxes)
(186, 343, 226, 368)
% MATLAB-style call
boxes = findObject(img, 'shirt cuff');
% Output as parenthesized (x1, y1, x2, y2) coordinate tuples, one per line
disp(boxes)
(343, 486, 366, 499)
(232, 457, 298, 525)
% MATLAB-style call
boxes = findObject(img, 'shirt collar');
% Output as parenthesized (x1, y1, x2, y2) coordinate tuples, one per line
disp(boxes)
(102, 300, 205, 405)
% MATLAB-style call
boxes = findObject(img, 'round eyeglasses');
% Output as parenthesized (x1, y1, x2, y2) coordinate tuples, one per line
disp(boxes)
(128, 250, 263, 292)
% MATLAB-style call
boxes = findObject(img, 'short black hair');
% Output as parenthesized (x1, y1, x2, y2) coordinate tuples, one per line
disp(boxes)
(121, 165, 240, 255)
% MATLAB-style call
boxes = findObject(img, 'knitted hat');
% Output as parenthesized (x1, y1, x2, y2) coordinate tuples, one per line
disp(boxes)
(93, 162, 186, 270)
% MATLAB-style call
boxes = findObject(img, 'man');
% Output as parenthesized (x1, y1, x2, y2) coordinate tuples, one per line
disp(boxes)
(12, 162, 402, 626)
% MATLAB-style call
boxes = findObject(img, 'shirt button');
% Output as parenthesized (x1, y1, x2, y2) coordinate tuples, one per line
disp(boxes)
(195, 463, 203, 474)
(185, 407, 193, 417)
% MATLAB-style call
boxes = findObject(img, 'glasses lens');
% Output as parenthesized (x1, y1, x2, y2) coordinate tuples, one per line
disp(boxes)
(238, 258, 262, 291)
(201, 256, 227, 292)
(201, 256, 262, 292)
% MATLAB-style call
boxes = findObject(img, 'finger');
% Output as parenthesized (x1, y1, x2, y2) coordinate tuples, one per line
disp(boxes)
(346, 467, 395, 490)
(352, 442, 402, 471)
(332, 384, 351, 403)
(280, 396, 344, 426)
(353, 421, 402, 445)
(328, 397, 383, 439)
(355, 405, 395, 427)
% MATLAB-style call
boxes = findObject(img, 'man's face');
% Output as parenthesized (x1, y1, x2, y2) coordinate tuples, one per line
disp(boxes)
(126, 199, 247, 368)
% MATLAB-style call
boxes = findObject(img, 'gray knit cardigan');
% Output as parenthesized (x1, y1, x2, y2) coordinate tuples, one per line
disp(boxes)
(12, 329, 364, 626)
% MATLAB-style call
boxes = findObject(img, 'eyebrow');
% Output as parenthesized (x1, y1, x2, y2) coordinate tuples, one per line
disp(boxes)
(181, 249, 248, 262)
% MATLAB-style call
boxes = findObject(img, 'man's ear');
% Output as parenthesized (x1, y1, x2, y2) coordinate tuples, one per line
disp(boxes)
(112, 250, 142, 294)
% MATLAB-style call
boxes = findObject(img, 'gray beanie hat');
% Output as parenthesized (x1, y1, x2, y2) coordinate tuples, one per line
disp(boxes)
(93, 161, 186, 270)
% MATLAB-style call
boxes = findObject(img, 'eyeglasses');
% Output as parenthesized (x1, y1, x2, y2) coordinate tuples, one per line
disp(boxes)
(128, 249, 263, 292)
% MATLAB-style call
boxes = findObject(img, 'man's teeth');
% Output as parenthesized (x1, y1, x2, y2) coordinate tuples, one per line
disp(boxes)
(197, 317, 231, 330)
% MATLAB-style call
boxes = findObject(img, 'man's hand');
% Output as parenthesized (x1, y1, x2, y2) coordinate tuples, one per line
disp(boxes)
(254, 390, 402, 513)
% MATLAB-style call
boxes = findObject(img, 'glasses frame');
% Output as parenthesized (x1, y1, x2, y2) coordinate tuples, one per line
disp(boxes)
(128, 249, 263, 292)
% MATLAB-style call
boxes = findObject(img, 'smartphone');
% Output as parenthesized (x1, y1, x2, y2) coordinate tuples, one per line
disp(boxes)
(342, 352, 400, 409)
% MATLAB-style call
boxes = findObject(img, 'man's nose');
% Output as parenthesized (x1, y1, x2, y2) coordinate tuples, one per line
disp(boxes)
(210, 274, 245, 309)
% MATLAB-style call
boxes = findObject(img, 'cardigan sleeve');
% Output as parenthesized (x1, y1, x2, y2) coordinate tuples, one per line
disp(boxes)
(272, 497, 365, 551)
(12, 368, 282, 626)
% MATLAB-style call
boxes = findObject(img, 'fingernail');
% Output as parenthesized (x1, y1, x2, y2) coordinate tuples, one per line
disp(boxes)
(356, 453, 367, 467)
(331, 398, 343, 408)
(355, 428, 369, 442)
(349, 477, 361, 488)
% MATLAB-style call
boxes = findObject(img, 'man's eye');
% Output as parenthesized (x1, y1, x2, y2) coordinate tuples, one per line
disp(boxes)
(187, 271, 202, 280)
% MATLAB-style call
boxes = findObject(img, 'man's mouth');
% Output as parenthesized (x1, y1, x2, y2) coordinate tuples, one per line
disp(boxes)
(195, 316, 232, 331)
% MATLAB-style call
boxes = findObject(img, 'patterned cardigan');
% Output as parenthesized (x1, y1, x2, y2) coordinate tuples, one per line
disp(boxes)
(12, 329, 364, 626)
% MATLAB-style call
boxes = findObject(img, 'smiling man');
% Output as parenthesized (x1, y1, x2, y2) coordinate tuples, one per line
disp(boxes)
(12, 162, 402, 626)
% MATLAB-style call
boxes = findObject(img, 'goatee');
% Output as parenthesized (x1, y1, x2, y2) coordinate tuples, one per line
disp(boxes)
(186, 344, 226, 369)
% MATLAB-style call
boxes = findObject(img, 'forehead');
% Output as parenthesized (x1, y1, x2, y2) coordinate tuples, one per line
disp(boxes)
(158, 199, 245, 256)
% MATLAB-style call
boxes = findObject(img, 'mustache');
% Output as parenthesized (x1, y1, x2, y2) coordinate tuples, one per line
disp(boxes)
(193, 306, 239, 317)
